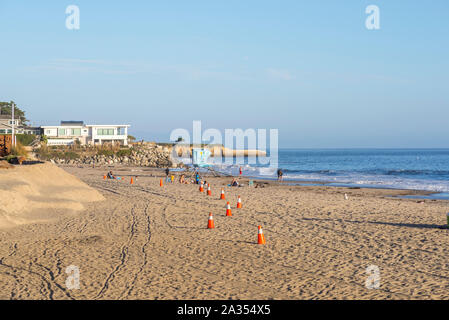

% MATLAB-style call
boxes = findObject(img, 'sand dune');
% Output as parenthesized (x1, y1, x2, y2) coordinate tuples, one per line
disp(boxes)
(0, 163, 104, 228)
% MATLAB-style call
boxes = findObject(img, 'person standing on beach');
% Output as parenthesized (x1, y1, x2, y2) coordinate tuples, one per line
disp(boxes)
(165, 167, 170, 182)
(277, 168, 283, 182)
(239, 166, 243, 176)
(195, 172, 200, 184)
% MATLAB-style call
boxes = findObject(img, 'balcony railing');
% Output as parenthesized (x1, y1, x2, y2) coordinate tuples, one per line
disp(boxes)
(92, 134, 127, 139)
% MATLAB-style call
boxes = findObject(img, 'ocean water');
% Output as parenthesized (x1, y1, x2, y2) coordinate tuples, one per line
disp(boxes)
(204, 149, 449, 193)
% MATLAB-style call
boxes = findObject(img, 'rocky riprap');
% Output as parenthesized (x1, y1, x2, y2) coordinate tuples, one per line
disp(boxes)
(48, 145, 177, 168)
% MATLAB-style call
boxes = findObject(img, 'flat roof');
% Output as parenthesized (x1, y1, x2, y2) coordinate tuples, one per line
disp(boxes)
(61, 121, 84, 125)
(41, 126, 84, 128)
(86, 125, 130, 127)
(41, 124, 130, 128)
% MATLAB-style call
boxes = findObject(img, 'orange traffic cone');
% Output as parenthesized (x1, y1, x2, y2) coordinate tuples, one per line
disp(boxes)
(258, 226, 266, 244)
(226, 202, 232, 217)
(160, 179, 163, 187)
(199, 182, 204, 192)
(103, 175, 106, 180)
(236, 196, 242, 209)
(220, 188, 225, 200)
(207, 184, 212, 196)
(207, 212, 215, 229)
(130, 177, 134, 184)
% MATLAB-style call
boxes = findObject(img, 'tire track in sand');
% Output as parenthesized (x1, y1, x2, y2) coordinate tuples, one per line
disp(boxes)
(120, 202, 152, 299)
(95, 203, 138, 299)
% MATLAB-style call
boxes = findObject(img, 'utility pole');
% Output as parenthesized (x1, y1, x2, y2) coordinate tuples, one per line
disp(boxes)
(11, 101, 15, 147)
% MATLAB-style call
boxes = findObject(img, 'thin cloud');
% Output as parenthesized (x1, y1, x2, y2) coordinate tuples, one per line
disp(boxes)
(22, 58, 255, 81)
(266, 68, 295, 81)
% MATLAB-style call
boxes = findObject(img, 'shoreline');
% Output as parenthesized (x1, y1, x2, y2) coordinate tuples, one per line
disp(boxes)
(250, 176, 441, 198)
(57, 163, 447, 201)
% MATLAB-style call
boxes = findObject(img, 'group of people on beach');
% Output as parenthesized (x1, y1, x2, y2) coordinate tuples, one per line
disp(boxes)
(106, 166, 284, 185)
(164, 167, 201, 185)
(162, 167, 246, 187)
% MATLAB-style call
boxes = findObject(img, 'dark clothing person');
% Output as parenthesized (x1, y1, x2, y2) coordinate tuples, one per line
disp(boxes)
(277, 169, 283, 181)
(165, 168, 170, 177)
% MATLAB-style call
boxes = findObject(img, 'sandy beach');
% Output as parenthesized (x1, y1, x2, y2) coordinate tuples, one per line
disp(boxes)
(1, 164, 449, 300)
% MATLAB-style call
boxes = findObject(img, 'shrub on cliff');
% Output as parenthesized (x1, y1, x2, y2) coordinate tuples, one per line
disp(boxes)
(97, 149, 114, 157)
(63, 151, 80, 160)
(16, 134, 35, 146)
(10, 141, 29, 158)
(116, 149, 132, 157)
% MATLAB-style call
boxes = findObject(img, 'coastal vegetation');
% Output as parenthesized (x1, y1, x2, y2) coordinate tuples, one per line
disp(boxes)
(5, 141, 29, 160)
(34, 143, 173, 167)
(0, 101, 28, 123)
(127, 135, 136, 143)
(16, 134, 36, 146)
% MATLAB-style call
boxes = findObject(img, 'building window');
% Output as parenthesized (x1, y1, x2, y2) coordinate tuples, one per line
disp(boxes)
(71, 128, 81, 136)
(0, 129, 5, 134)
(58, 128, 66, 136)
(7, 129, 12, 134)
(98, 128, 114, 135)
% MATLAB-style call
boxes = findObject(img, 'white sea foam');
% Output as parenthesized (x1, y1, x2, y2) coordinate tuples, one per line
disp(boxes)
(283, 172, 449, 192)
(210, 164, 449, 192)
(179, 150, 449, 192)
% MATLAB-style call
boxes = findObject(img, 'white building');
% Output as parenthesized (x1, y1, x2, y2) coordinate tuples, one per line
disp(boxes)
(41, 121, 130, 146)
(0, 115, 41, 135)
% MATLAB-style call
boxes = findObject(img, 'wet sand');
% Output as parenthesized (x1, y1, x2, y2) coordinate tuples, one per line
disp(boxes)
(1, 165, 449, 299)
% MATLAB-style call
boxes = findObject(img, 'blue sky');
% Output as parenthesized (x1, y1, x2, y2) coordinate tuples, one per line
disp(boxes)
(0, 0, 448, 148)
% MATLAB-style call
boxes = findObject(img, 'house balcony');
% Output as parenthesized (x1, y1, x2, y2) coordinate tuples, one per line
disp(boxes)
(92, 134, 127, 140)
